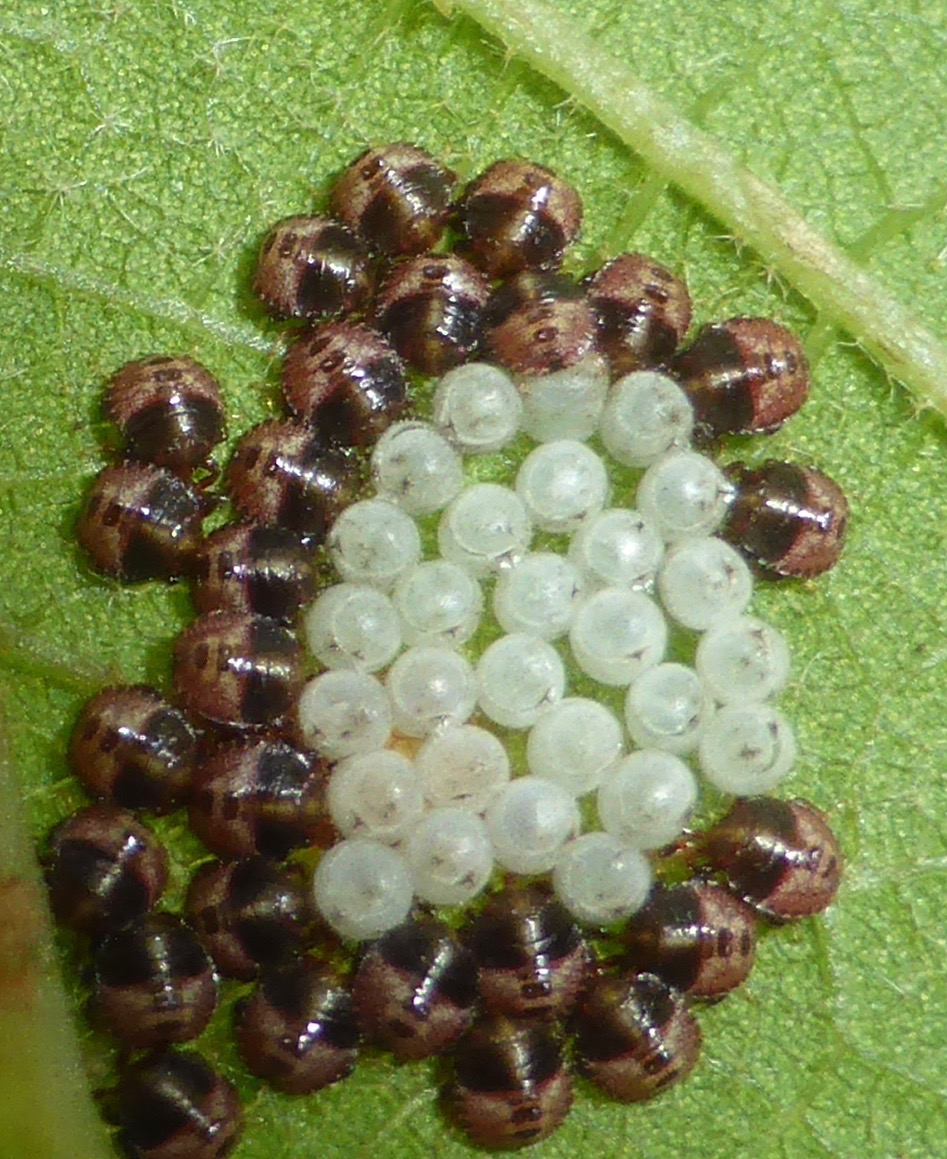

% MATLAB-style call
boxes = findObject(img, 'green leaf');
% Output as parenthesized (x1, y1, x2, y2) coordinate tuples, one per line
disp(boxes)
(1, 1, 946, 1157)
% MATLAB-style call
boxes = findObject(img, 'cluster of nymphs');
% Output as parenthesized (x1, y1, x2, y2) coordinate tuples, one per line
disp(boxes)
(54, 143, 850, 1157)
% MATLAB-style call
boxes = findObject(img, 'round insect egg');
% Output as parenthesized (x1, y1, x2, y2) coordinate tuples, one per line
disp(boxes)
(252, 215, 373, 320)
(188, 736, 328, 861)
(598, 370, 695, 468)
(698, 703, 797, 794)
(596, 750, 698, 851)
(281, 320, 407, 447)
(370, 420, 464, 517)
(670, 316, 810, 439)
(484, 776, 581, 877)
(431, 361, 523, 454)
(192, 523, 316, 625)
(517, 352, 610, 443)
(311, 838, 414, 942)
(353, 916, 479, 1061)
(234, 958, 360, 1095)
(722, 459, 849, 578)
(636, 449, 733, 543)
(296, 670, 393, 761)
(476, 633, 566, 730)
(515, 440, 609, 533)
(392, 560, 483, 648)
(465, 883, 590, 1019)
(448, 1016, 574, 1150)
(385, 645, 478, 738)
(77, 462, 205, 582)
(457, 158, 583, 277)
(69, 685, 197, 814)
(656, 536, 754, 632)
(104, 354, 225, 477)
(573, 971, 702, 1103)
(585, 252, 693, 376)
(327, 750, 424, 844)
(227, 419, 360, 545)
(184, 856, 313, 981)
(92, 913, 217, 1050)
(327, 497, 421, 590)
(303, 582, 402, 673)
(172, 611, 303, 729)
(44, 804, 168, 937)
(526, 697, 625, 796)
(695, 614, 791, 704)
(330, 142, 457, 256)
(624, 662, 710, 755)
(621, 880, 758, 999)
(116, 1049, 243, 1159)
(374, 254, 490, 376)
(438, 482, 533, 578)
(403, 807, 494, 906)
(569, 587, 667, 687)
(552, 832, 653, 928)
(493, 552, 583, 641)
(567, 507, 665, 593)
(696, 796, 842, 920)
(414, 723, 511, 813)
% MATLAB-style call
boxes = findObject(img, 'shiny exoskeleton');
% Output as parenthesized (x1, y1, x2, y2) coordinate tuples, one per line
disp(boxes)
(185, 856, 313, 981)
(172, 611, 304, 729)
(191, 523, 316, 625)
(116, 1049, 242, 1159)
(621, 881, 758, 999)
(456, 159, 583, 279)
(104, 355, 225, 478)
(670, 317, 810, 439)
(483, 272, 597, 377)
(188, 736, 329, 860)
(465, 884, 590, 1019)
(448, 1016, 573, 1150)
(696, 796, 842, 921)
(69, 685, 198, 814)
(226, 418, 360, 544)
(234, 957, 360, 1095)
(353, 917, 478, 1060)
(572, 971, 701, 1102)
(93, 913, 217, 1050)
(722, 460, 849, 578)
(374, 254, 490, 376)
(585, 253, 692, 377)
(330, 143, 457, 256)
(77, 462, 205, 582)
(281, 321, 407, 446)
(45, 804, 168, 937)
(253, 215, 373, 320)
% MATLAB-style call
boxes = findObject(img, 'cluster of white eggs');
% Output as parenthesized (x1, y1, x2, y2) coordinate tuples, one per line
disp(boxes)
(296, 361, 796, 941)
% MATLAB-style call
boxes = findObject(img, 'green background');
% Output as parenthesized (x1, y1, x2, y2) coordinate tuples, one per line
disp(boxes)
(1, 1, 946, 1156)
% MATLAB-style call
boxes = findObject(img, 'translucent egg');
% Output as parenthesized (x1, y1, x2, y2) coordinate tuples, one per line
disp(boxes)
(370, 420, 464, 516)
(698, 704, 797, 794)
(517, 353, 610, 442)
(438, 483, 533, 577)
(327, 750, 424, 844)
(312, 839, 413, 941)
(328, 498, 421, 589)
(695, 614, 791, 704)
(624, 662, 709, 755)
(493, 553, 583, 640)
(392, 560, 483, 649)
(484, 776, 581, 876)
(414, 724, 511, 813)
(403, 808, 494, 906)
(385, 646, 477, 738)
(567, 508, 665, 593)
(525, 698, 625, 796)
(636, 450, 733, 543)
(569, 587, 667, 687)
(303, 583, 401, 672)
(476, 633, 566, 729)
(515, 440, 609, 533)
(599, 370, 695, 467)
(596, 750, 698, 850)
(552, 832, 652, 927)
(432, 362, 523, 454)
(657, 536, 753, 632)
(297, 670, 392, 759)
